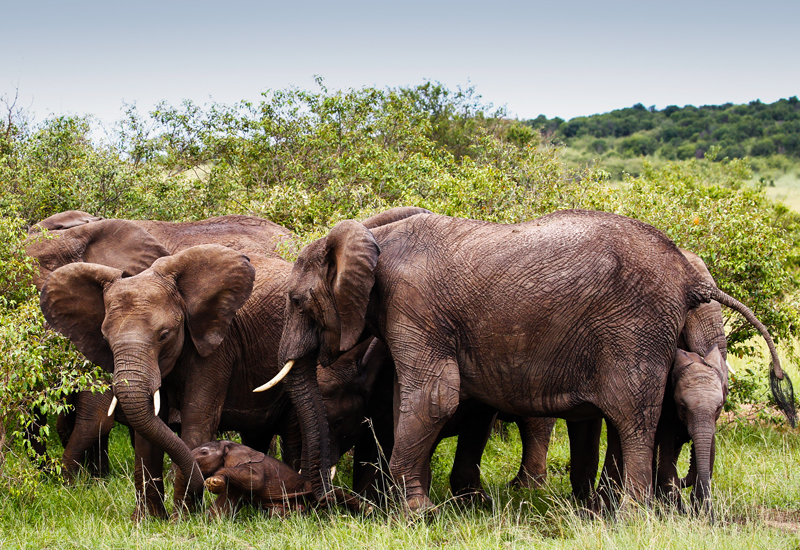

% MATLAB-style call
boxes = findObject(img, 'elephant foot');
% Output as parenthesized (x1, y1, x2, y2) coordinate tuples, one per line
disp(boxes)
(453, 487, 493, 508)
(131, 501, 168, 523)
(205, 475, 227, 494)
(404, 494, 437, 516)
(509, 473, 546, 490)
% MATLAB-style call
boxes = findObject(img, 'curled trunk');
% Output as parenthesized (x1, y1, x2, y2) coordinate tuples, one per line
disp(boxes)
(112, 361, 203, 515)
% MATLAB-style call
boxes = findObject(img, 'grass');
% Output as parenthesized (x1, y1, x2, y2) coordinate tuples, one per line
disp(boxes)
(1, 412, 799, 549)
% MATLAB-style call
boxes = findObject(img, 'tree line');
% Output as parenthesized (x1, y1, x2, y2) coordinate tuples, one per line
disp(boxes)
(528, 97, 800, 161)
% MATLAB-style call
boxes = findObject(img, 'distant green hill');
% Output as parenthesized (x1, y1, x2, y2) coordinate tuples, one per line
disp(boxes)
(527, 97, 800, 161)
(525, 98, 800, 190)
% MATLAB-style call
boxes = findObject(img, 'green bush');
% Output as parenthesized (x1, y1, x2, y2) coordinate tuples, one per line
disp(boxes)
(0, 212, 107, 494)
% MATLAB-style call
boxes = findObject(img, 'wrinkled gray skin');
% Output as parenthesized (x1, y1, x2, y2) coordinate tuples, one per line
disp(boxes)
(320, 336, 500, 503)
(26, 212, 293, 482)
(28, 211, 291, 289)
(515, 250, 779, 519)
(276, 209, 785, 512)
(41, 245, 298, 520)
(37, 207, 430, 520)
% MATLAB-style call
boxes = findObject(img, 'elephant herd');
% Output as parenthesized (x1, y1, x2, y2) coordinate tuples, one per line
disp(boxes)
(24, 207, 794, 521)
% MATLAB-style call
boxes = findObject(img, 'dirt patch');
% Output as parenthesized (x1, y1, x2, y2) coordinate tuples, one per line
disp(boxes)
(757, 506, 800, 532)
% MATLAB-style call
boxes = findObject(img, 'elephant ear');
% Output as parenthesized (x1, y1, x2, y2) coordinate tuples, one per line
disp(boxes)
(671, 348, 699, 385)
(324, 220, 380, 352)
(73, 219, 170, 275)
(27, 219, 170, 288)
(40, 263, 123, 372)
(703, 344, 729, 395)
(153, 244, 256, 358)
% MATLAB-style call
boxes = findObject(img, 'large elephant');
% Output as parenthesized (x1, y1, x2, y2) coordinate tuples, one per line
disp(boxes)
(41, 245, 299, 519)
(26, 213, 292, 480)
(517, 249, 732, 499)
(28, 212, 291, 288)
(264, 209, 793, 512)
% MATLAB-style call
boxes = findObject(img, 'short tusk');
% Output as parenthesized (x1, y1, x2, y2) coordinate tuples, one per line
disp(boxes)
(253, 360, 294, 392)
(154, 390, 161, 417)
(726, 360, 736, 376)
(330, 465, 337, 480)
(107, 395, 118, 417)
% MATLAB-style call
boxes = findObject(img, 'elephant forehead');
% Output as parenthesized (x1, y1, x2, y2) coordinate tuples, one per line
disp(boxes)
(103, 275, 182, 321)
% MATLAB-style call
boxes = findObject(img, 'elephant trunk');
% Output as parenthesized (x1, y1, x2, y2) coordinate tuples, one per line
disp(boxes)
(282, 355, 333, 503)
(687, 421, 715, 517)
(112, 356, 203, 513)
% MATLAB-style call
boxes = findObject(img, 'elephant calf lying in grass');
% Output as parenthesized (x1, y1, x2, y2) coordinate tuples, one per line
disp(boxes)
(191, 440, 362, 517)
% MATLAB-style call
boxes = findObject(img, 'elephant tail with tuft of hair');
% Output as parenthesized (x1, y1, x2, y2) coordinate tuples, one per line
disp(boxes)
(692, 281, 795, 426)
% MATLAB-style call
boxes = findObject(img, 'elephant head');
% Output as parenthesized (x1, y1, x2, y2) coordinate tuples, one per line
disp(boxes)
(40, 244, 256, 505)
(671, 345, 727, 510)
(191, 440, 267, 478)
(257, 207, 426, 502)
(26, 218, 170, 290)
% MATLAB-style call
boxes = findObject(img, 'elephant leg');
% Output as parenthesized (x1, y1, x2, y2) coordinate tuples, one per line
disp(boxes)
(654, 425, 686, 512)
(511, 416, 556, 489)
(61, 390, 115, 481)
(596, 421, 624, 511)
(132, 432, 167, 521)
(567, 418, 602, 503)
(389, 357, 460, 513)
(174, 374, 227, 511)
(610, 415, 659, 508)
(353, 409, 394, 502)
(25, 406, 49, 463)
(449, 401, 496, 502)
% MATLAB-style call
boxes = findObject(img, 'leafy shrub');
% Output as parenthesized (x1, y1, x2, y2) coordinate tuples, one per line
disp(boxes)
(0, 211, 107, 494)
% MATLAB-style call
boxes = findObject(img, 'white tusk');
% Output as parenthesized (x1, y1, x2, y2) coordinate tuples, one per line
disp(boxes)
(253, 360, 294, 392)
(330, 465, 337, 480)
(107, 396, 118, 417)
(726, 360, 736, 376)
(154, 390, 161, 417)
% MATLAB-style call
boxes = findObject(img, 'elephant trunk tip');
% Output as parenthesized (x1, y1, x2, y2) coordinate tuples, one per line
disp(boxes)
(770, 370, 796, 427)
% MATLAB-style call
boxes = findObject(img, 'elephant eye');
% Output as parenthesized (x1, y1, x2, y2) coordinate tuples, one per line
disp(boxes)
(158, 329, 170, 342)
(291, 296, 302, 309)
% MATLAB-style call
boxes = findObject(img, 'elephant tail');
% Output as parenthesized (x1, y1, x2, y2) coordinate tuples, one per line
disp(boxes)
(698, 283, 796, 427)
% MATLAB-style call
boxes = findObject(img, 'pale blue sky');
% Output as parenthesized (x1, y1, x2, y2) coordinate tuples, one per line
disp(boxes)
(4, 0, 799, 128)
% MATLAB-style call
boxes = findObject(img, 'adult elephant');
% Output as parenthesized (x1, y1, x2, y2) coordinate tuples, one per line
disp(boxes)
(28, 211, 291, 287)
(262, 209, 794, 512)
(40, 245, 299, 519)
(521, 248, 734, 501)
(26, 213, 292, 480)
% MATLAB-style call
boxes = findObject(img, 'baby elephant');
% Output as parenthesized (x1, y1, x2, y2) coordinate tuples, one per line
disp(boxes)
(192, 440, 361, 517)
(655, 345, 727, 514)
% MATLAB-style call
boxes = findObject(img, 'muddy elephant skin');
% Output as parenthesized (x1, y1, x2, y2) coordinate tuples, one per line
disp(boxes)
(274, 209, 793, 512)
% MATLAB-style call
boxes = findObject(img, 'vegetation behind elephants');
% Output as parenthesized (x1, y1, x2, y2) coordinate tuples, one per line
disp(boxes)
(1, 83, 800, 543)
